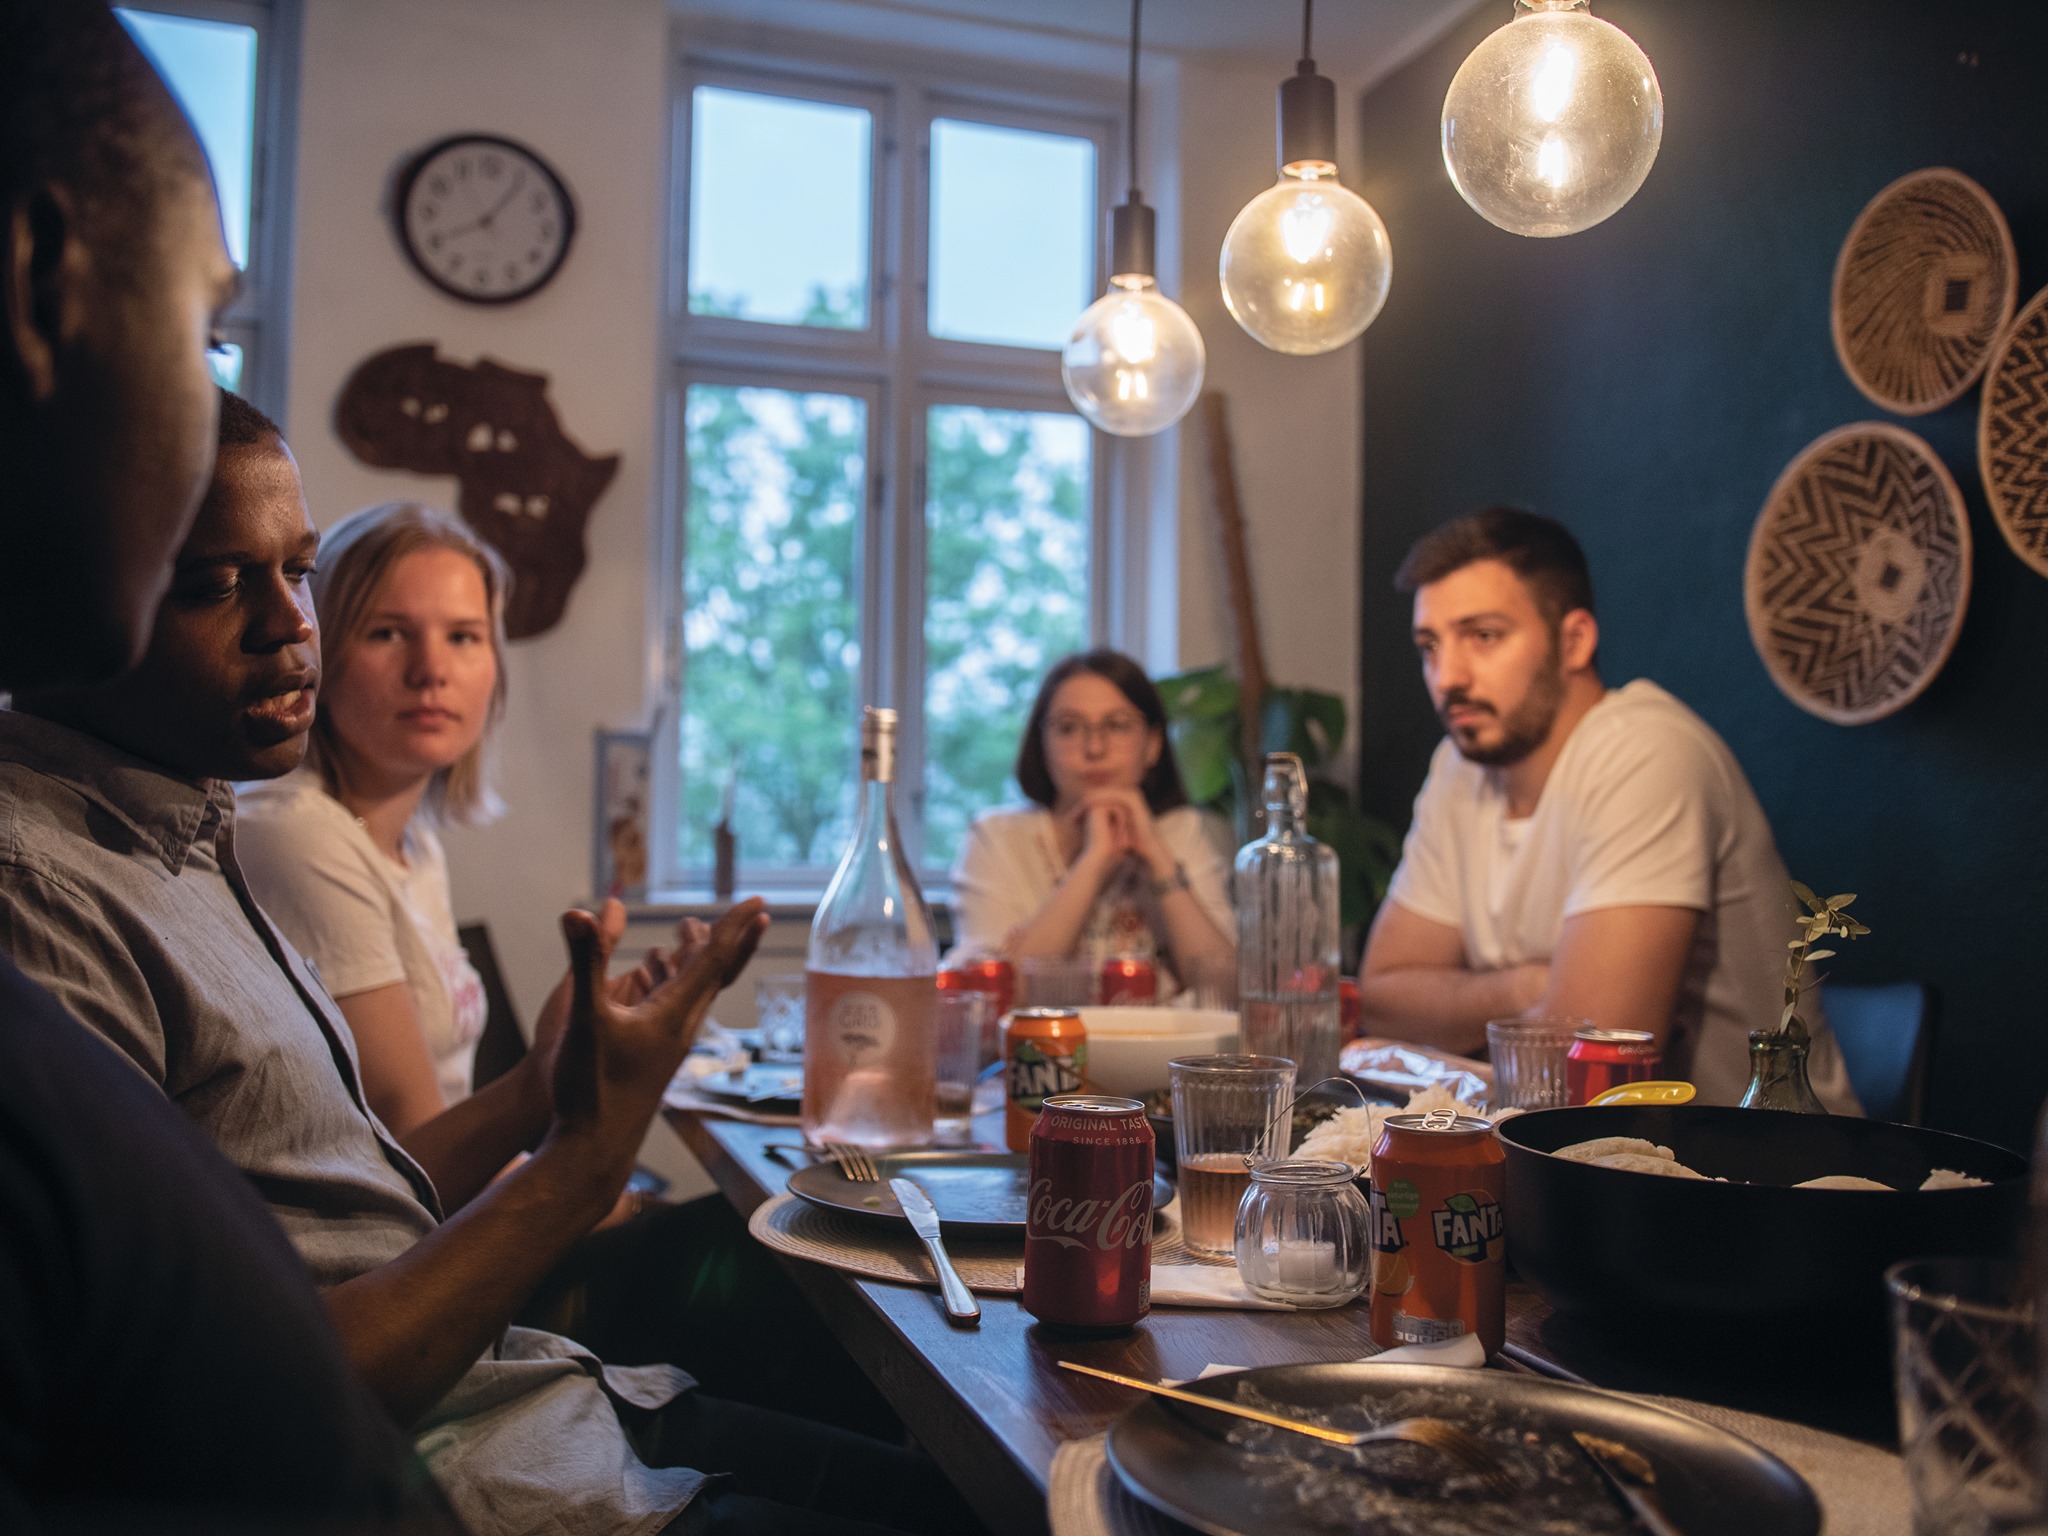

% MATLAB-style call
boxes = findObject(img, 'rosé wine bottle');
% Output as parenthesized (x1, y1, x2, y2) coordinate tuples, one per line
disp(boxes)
(802, 707, 938, 1148)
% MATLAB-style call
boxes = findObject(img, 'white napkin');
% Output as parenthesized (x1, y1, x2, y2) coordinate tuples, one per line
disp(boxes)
(1148, 1262, 1298, 1310)
(1190, 1330, 1487, 1378)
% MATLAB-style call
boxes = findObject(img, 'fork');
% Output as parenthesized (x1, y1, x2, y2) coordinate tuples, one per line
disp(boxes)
(818, 1141, 881, 1182)
(1057, 1361, 1513, 1493)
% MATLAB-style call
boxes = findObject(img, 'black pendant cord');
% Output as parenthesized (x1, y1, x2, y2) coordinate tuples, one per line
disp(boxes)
(1126, 0, 1142, 202)
(1301, 0, 1314, 69)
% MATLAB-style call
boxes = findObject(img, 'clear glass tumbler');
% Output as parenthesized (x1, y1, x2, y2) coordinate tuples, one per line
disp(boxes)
(1016, 956, 1098, 1010)
(1485, 1015, 1584, 1110)
(933, 990, 993, 1146)
(755, 973, 807, 1064)
(1887, 1257, 2039, 1536)
(1168, 1054, 1295, 1262)
(1233, 1159, 1370, 1308)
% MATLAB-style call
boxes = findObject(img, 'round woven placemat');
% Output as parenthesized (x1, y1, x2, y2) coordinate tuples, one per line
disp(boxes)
(1832, 166, 2016, 415)
(1980, 283, 2048, 578)
(1745, 422, 1971, 725)
(748, 1193, 1189, 1295)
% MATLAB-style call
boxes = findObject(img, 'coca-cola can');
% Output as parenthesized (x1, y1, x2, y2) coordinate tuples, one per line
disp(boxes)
(1098, 956, 1157, 1006)
(1565, 1027, 1661, 1105)
(1023, 1094, 1154, 1332)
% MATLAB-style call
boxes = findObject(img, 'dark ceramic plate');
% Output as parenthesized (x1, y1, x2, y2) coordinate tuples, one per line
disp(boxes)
(1106, 1362, 1819, 1536)
(787, 1150, 1173, 1239)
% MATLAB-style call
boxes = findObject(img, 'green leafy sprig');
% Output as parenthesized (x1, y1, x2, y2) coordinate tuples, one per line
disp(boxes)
(1780, 881, 1870, 1043)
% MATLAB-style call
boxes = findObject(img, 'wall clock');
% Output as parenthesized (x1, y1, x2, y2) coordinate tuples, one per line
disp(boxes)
(395, 134, 576, 304)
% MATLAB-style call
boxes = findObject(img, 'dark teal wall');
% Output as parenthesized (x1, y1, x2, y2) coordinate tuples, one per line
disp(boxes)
(1354, 0, 2048, 1151)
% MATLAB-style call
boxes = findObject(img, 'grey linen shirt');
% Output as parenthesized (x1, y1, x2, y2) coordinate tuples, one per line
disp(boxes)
(0, 711, 702, 1536)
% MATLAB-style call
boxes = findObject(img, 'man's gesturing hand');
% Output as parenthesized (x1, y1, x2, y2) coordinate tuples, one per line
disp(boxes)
(547, 898, 768, 1163)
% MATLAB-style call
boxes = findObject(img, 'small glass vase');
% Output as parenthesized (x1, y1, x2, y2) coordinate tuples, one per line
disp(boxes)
(1738, 1029, 1827, 1114)
(1232, 1159, 1370, 1308)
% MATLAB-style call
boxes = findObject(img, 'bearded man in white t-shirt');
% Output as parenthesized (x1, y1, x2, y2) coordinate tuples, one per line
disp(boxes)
(1358, 508, 1859, 1111)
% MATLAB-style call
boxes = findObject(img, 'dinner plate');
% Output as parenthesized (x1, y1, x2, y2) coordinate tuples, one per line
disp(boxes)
(788, 1150, 1174, 1239)
(693, 1063, 803, 1107)
(1105, 1362, 1819, 1536)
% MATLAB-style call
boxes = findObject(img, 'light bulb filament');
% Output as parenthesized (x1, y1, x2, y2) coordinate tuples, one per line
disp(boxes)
(1280, 195, 1335, 265)
(1536, 132, 1571, 188)
(1109, 304, 1159, 364)
(1530, 40, 1578, 122)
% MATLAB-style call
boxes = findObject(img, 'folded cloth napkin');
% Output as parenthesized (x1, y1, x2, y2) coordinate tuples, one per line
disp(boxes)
(1147, 1263, 1298, 1311)
(1050, 1334, 1484, 1536)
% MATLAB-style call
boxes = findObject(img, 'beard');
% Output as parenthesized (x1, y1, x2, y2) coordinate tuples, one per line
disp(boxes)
(1439, 644, 1566, 768)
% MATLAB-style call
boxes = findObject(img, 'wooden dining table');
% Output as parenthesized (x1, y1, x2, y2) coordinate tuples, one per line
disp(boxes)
(666, 1106, 1893, 1536)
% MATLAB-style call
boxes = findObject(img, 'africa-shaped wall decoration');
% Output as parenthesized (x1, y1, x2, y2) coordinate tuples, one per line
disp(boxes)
(1979, 284, 2048, 579)
(1745, 423, 1970, 725)
(1831, 167, 2015, 416)
(334, 344, 618, 638)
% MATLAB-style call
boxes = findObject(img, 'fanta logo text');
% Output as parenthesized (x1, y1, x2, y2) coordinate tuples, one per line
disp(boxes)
(1008, 1042, 1085, 1109)
(1430, 1191, 1504, 1263)
(1028, 1178, 1151, 1251)
(1368, 1187, 1406, 1253)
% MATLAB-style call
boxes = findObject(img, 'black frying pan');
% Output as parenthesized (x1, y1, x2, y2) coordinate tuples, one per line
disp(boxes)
(1497, 1106, 2026, 1360)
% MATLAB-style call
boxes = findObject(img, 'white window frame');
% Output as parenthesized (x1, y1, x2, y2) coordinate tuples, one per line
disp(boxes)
(655, 26, 1136, 894)
(117, 0, 299, 420)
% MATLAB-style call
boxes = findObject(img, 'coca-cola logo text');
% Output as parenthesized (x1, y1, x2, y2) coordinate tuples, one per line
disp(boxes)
(1027, 1177, 1151, 1251)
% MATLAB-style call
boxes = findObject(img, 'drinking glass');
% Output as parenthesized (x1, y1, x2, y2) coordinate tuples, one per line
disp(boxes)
(755, 973, 806, 1064)
(1485, 1015, 1584, 1110)
(1887, 1257, 2040, 1536)
(1016, 956, 1097, 1009)
(1233, 1158, 1370, 1308)
(934, 990, 994, 1146)
(1168, 1054, 1295, 1262)
(1182, 952, 1239, 1013)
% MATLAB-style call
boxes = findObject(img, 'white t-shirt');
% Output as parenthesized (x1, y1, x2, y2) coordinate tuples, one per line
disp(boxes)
(1386, 680, 1859, 1111)
(947, 804, 1235, 981)
(236, 770, 488, 1106)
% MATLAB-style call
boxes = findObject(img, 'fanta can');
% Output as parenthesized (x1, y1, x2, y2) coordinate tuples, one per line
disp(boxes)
(1003, 1007, 1087, 1152)
(1368, 1109, 1506, 1357)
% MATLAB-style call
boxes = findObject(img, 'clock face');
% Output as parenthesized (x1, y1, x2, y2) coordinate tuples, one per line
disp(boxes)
(397, 135, 575, 304)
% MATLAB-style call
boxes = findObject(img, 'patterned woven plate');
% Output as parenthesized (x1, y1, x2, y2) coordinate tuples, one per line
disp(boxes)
(1832, 167, 2016, 415)
(1745, 423, 1971, 725)
(1980, 284, 2048, 578)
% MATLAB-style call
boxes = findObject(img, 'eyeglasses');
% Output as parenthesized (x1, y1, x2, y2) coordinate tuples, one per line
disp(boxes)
(1046, 713, 1146, 748)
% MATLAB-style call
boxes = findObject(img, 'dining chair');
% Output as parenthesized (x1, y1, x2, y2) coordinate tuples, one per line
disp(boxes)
(1822, 981, 1936, 1125)
(459, 921, 529, 1093)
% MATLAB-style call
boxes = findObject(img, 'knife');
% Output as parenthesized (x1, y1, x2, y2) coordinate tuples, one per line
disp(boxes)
(1573, 1431, 1684, 1536)
(889, 1176, 980, 1324)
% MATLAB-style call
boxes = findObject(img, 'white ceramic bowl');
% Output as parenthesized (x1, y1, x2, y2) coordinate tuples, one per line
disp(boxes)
(1069, 1006, 1240, 1097)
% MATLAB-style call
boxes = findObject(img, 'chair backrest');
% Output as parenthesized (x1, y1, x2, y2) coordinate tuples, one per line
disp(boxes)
(1822, 981, 1936, 1125)
(459, 922, 529, 1093)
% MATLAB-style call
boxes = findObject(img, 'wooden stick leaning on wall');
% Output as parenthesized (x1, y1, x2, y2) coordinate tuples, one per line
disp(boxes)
(1200, 391, 1269, 803)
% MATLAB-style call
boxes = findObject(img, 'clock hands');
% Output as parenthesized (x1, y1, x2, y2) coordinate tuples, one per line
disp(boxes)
(439, 168, 528, 241)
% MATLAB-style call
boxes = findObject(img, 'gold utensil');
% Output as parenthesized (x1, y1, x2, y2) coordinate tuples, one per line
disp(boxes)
(818, 1142, 880, 1182)
(1059, 1361, 1512, 1490)
(1588, 1080, 1697, 1107)
(1574, 1431, 1684, 1536)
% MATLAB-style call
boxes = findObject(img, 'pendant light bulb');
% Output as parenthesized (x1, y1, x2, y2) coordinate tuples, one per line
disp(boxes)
(1063, 0, 1206, 436)
(1219, 38, 1392, 356)
(1441, 0, 1662, 238)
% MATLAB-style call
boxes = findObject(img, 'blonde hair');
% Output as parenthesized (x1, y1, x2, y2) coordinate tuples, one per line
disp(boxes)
(307, 502, 511, 825)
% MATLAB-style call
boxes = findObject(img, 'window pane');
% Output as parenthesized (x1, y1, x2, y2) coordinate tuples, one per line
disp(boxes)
(929, 120, 1095, 350)
(923, 405, 1091, 868)
(689, 88, 870, 329)
(208, 341, 245, 393)
(117, 9, 257, 268)
(680, 384, 865, 874)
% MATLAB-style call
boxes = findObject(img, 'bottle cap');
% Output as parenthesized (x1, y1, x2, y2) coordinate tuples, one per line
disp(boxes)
(860, 706, 897, 782)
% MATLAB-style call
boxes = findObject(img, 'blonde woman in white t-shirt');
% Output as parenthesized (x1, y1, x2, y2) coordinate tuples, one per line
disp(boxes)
(238, 502, 508, 1135)
(949, 649, 1235, 985)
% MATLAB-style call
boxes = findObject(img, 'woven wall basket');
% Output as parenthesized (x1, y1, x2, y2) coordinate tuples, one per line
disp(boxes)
(1832, 167, 2016, 416)
(1979, 284, 2048, 579)
(1745, 423, 1971, 725)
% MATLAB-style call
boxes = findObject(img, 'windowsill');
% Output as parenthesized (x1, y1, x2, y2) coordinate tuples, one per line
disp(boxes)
(618, 883, 956, 922)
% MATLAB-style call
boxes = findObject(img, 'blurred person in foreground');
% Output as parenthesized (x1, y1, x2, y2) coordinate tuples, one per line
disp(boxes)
(0, 1, 456, 1528)
(948, 648, 1234, 989)
(1358, 507, 1858, 1110)
(0, 382, 983, 1536)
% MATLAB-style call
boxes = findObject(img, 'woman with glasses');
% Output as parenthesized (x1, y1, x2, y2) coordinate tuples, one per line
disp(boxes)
(949, 649, 1234, 985)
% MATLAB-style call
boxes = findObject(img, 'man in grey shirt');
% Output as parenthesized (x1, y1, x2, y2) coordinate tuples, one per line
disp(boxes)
(0, 402, 975, 1534)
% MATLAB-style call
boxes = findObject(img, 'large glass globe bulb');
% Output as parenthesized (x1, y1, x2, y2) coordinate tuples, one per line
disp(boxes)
(1218, 171, 1392, 356)
(1442, 0, 1662, 238)
(1061, 276, 1207, 437)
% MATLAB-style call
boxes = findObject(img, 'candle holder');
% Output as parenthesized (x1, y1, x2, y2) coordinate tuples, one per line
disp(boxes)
(1232, 1158, 1370, 1308)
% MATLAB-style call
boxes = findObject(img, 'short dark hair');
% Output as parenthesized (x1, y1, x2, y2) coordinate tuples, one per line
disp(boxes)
(0, 1, 208, 276)
(1014, 648, 1189, 815)
(217, 387, 282, 448)
(1393, 506, 1596, 622)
